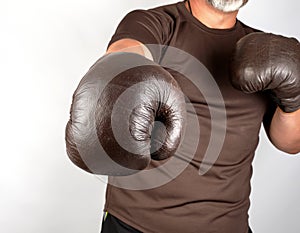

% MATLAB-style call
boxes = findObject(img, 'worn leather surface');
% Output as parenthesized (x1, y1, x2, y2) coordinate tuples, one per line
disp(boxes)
(231, 32, 300, 113)
(65, 52, 186, 175)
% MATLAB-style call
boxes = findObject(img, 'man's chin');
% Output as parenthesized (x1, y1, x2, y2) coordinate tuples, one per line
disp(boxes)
(207, 0, 248, 13)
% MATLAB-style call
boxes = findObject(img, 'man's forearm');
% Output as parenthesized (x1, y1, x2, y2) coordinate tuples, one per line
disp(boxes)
(269, 107, 300, 154)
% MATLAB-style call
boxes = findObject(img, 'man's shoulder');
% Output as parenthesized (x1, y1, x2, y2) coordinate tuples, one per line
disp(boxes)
(238, 20, 263, 34)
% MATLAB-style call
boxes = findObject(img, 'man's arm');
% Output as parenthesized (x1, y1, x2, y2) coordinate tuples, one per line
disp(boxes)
(65, 39, 186, 175)
(231, 32, 300, 155)
(106, 38, 153, 61)
(269, 107, 300, 154)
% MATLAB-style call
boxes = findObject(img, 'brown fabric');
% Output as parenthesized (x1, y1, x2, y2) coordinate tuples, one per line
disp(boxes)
(104, 1, 271, 232)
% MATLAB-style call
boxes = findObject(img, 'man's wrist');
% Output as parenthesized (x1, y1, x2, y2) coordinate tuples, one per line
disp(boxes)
(269, 106, 300, 154)
(276, 106, 300, 118)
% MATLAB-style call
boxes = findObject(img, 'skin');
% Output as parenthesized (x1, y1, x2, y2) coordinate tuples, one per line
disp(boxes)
(106, 0, 300, 154)
(270, 108, 300, 154)
(206, 0, 248, 13)
(186, 0, 239, 28)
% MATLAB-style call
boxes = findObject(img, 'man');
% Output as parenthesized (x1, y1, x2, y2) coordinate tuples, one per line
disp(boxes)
(65, 0, 300, 232)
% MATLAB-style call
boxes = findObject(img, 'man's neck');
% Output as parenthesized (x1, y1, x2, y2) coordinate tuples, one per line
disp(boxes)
(185, 0, 239, 29)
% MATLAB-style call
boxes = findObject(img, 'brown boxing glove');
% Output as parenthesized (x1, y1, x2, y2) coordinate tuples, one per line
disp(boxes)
(65, 52, 186, 176)
(231, 32, 300, 113)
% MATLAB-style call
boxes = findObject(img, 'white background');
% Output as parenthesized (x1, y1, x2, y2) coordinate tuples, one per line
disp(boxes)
(1, 0, 299, 232)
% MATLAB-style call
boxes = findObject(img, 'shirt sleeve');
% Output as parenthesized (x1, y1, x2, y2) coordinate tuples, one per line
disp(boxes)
(107, 9, 173, 62)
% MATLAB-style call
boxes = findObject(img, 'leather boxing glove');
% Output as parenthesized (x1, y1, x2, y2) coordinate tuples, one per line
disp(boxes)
(230, 32, 300, 113)
(65, 52, 186, 176)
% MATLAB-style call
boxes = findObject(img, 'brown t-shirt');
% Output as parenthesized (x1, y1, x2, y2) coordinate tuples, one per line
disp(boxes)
(104, 1, 273, 232)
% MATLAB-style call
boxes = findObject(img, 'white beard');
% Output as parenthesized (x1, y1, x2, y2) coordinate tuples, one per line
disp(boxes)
(207, 0, 248, 12)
